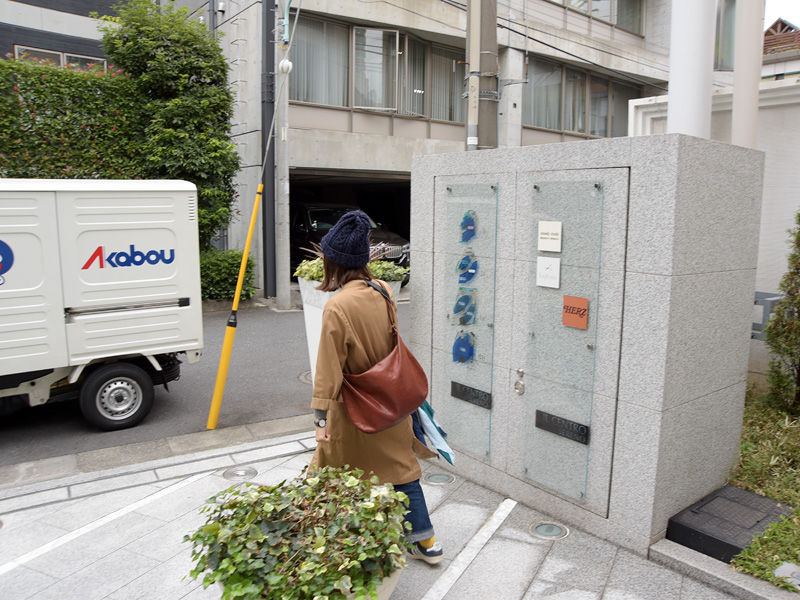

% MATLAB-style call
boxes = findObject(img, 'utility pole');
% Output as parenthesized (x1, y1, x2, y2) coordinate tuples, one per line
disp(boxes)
(274, 1, 292, 309)
(261, 1, 277, 298)
(466, 0, 498, 150)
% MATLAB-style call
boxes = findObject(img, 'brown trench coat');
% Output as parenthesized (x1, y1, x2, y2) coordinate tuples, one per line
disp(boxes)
(310, 279, 435, 485)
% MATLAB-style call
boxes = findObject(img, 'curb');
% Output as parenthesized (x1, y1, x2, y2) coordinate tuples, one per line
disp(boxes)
(650, 539, 798, 600)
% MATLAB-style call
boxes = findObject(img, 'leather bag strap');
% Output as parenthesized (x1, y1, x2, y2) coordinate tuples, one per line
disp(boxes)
(360, 278, 398, 343)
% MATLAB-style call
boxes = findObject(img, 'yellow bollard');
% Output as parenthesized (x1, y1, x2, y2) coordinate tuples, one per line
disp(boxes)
(206, 184, 263, 430)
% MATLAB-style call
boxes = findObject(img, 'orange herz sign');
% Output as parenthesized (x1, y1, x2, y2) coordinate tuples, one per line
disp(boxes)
(563, 296, 589, 329)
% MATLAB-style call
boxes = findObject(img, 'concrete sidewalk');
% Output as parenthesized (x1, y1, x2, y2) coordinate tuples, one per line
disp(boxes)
(0, 420, 794, 600)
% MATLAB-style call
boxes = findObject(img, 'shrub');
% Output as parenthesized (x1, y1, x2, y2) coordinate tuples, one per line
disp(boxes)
(765, 211, 800, 413)
(200, 249, 256, 300)
(96, 0, 240, 248)
(0, 0, 240, 250)
(0, 58, 148, 179)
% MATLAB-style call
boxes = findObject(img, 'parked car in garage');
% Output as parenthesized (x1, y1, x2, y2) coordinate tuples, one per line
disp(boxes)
(290, 200, 410, 283)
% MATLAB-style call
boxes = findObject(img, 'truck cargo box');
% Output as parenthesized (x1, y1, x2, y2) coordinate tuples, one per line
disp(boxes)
(0, 179, 204, 429)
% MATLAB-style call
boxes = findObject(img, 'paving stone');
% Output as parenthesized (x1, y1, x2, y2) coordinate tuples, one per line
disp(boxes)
(125, 509, 207, 563)
(602, 549, 683, 600)
(231, 440, 307, 464)
(525, 581, 601, 600)
(27, 549, 161, 600)
(154, 456, 235, 480)
(0, 520, 70, 565)
(37, 485, 162, 532)
(24, 511, 166, 579)
(107, 548, 201, 600)
(0, 565, 58, 600)
(444, 536, 548, 600)
(528, 528, 618, 595)
(68, 471, 158, 498)
(0, 488, 70, 514)
(132, 474, 230, 522)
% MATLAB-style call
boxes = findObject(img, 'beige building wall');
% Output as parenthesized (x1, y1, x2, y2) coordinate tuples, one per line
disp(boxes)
(181, 0, 677, 293)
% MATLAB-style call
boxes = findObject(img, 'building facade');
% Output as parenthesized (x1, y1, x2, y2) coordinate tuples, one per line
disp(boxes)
(3, 1, 755, 304)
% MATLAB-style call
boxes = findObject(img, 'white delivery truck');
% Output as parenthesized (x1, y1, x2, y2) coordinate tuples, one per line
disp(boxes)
(0, 179, 203, 430)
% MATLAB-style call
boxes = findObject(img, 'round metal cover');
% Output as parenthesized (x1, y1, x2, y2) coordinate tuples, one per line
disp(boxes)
(530, 522, 569, 540)
(222, 466, 259, 481)
(423, 473, 455, 485)
(298, 371, 313, 385)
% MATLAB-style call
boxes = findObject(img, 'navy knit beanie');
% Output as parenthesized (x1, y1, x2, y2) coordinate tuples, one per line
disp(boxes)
(320, 210, 371, 268)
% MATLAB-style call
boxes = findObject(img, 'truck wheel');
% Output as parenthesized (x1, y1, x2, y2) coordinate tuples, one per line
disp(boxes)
(79, 363, 154, 430)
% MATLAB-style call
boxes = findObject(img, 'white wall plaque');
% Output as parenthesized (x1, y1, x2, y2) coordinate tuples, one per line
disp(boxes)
(536, 257, 561, 288)
(538, 221, 562, 252)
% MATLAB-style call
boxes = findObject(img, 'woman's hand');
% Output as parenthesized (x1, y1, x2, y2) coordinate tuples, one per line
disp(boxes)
(315, 423, 330, 442)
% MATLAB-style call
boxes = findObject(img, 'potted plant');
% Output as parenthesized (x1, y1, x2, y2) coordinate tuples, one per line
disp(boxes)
(186, 465, 408, 600)
(293, 256, 410, 382)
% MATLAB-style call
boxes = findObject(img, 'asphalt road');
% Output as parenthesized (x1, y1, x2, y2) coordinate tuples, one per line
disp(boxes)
(0, 302, 411, 468)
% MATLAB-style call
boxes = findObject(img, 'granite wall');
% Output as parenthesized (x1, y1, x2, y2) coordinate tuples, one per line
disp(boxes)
(409, 134, 764, 554)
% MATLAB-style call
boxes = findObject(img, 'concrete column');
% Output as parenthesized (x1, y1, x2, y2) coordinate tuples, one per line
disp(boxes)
(731, 0, 765, 149)
(497, 47, 524, 148)
(667, 0, 716, 138)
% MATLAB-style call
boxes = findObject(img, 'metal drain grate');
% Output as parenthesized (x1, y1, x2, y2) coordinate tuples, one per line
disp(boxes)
(423, 473, 455, 485)
(222, 466, 259, 481)
(529, 522, 569, 540)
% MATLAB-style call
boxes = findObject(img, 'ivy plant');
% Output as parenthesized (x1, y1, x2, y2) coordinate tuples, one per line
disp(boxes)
(185, 466, 408, 600)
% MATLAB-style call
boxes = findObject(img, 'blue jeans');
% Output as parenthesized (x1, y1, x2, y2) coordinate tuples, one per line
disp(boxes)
(393, 479, 435, 543)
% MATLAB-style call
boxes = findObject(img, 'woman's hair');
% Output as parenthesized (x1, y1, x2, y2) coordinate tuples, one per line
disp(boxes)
(317, 257, 371, 292)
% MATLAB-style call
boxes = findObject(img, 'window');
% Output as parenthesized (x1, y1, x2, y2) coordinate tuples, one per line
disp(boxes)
(430, 46, 465, 123)
(563, 0, 643, 34)
(401, 37, 427, 117)
(289, 16, 463, 123)
(616, 0, 644, 35)
(289, 16, 349, 107)
(354, 28, 398, 110)
(14, 46, 106, 70)
(523, 58, 561, 130)
(611, 82, 638, 137)
(590, 76, 609, 137)
(522, 55, 639, 138)
(564, 68, 586, 133)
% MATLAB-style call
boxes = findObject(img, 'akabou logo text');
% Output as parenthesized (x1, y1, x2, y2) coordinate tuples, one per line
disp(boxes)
(81, 245, 176, 270)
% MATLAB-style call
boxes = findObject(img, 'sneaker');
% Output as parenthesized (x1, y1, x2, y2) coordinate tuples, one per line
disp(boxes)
(406, 541, 444, 565)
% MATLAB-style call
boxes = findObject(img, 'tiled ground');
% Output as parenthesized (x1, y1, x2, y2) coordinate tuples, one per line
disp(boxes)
(0, 433, 747, 600)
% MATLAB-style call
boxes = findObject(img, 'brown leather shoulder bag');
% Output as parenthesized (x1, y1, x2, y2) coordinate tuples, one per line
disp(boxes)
(340, 279, 428, 433)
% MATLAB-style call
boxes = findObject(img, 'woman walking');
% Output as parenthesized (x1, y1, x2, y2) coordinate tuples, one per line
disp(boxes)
(310, 210, 443, 565)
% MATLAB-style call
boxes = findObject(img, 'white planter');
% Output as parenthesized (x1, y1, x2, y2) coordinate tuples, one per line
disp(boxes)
(346, 567, 403, 600)
(298, 278, 402, 384)
(297, 277, 338, 383)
